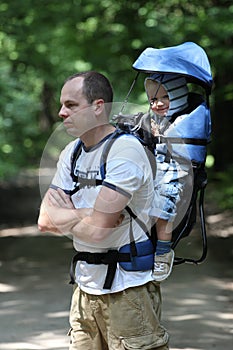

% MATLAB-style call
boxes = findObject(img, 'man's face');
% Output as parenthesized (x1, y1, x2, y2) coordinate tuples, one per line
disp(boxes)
(59, 77, 95, 137)
(146, 80, 170, 117)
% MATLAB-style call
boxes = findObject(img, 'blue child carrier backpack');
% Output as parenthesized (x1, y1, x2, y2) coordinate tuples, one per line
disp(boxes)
(116, 42, 213, 265)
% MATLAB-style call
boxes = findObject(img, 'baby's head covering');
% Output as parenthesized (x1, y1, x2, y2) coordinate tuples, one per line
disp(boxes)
(145, 73, 189, 117)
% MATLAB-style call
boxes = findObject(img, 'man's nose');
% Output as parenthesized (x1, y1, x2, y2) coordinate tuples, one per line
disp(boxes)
(59, 105, 69, 119)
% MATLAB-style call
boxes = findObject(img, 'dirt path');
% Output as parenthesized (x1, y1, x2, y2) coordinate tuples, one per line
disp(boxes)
(0, 225, 232, 350)
(0, 174, 232, 349)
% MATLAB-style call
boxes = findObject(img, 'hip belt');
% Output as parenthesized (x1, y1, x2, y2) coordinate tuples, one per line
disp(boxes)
(69, 239, 154, 289)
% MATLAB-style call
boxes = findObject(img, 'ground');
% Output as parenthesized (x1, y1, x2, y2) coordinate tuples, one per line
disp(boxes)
(0, 174, 232, 350)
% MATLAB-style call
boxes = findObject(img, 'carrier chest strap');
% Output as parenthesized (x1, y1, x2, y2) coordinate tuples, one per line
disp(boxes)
(68, 179, 104, 196)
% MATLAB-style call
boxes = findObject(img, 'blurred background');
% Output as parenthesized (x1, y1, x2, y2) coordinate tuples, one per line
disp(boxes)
(0, 0, 233, 208)
(0, 0, 233, 226)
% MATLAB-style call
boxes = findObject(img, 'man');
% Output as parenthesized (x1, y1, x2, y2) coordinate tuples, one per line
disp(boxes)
(38, 71, 169, 350)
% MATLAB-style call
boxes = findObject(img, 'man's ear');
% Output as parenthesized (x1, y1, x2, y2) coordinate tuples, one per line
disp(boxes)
(93, 99, 105, 115)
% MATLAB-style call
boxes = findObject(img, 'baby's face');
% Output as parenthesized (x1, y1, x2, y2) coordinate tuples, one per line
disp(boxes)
(146, 81, 170, 117)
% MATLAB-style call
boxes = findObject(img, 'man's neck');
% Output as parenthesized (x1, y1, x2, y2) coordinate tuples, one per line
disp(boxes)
(81, 124, 116, 148)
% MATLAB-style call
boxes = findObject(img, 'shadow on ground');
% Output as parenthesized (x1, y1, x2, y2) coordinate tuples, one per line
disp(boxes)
(0, 231, 232, 350)
(0, 234, 73, 350)
(0, 178, 232, 349)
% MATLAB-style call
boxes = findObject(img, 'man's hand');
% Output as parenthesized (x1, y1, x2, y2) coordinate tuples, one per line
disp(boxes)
(48, 188, 75, 209)
(38, 187, 94, 234)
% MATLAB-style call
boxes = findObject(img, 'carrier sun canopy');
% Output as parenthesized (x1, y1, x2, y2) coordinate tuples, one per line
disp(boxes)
(132, 42, 213, 94)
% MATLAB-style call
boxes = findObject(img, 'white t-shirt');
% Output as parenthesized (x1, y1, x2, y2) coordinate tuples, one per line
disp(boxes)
(52, 132, 154, 294)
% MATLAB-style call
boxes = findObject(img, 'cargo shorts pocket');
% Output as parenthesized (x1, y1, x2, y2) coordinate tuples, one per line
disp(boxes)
(121, 331, 169, 350)
(110, 285, 145, 335)
(109, 282, 163, 337)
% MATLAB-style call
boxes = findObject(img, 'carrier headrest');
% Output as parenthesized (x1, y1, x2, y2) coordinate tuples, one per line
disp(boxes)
(145, 74, 189, 118)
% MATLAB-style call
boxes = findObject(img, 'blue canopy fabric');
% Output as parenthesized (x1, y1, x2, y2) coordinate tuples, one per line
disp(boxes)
(132, 42, 213, 94)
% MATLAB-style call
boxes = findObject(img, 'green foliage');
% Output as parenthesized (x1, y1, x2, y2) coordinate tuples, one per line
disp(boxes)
(207, 166, 233, 210)
(0, 0, 232, 180)
(0, 61, 46, 177)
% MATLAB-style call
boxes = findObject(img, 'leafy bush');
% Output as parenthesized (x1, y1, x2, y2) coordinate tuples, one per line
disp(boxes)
(207, 166, 233, 210)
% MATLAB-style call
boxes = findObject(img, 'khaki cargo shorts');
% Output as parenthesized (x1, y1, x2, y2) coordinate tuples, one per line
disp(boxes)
(68, 281, 169, 350)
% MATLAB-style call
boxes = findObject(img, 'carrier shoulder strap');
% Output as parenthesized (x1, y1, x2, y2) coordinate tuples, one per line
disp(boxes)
(70, 129, 124, 184)
(68, 130, 156, 288)
(70, 140, 82, 180)
(100, 129, 155, 244)
(70, 128, 154, 242)
(69, 133, 117, 196)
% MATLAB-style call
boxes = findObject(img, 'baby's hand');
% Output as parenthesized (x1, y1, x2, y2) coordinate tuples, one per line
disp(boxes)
(151, 120, 160, 137)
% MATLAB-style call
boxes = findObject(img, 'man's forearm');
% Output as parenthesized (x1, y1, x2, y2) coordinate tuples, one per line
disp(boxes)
(38, 205, 112, 243)
(38, 186, 126, 242)
(38, 200, 92, 234)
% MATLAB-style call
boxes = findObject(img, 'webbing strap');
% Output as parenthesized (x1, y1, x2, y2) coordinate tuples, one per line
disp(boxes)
(125, 205, 152, 242)
(69, 250, 131, 289)
(160, 136, 208, 146)
(69, 179, 104, 195)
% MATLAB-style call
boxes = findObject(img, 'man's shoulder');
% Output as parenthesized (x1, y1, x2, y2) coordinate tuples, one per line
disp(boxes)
(57, 139, 80, 167)
(111, 133, 145, 149)
(62, 138, 80, 155)
(107, 133, 152, 170)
